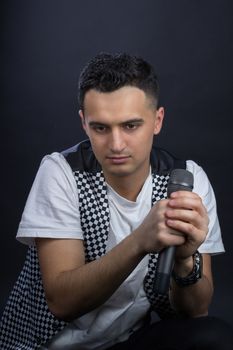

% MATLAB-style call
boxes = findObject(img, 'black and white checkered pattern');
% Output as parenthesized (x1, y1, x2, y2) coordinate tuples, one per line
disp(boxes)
(74, 171, 110, 261)
(0, 247, 67, 349)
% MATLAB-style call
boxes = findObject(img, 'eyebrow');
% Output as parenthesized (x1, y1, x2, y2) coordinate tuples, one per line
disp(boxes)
(88, 118, 144, 127)
(121, 118, 144, 125)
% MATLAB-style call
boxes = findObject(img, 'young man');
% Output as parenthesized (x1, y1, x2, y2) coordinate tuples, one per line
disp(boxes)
(1, 53, 232, 349)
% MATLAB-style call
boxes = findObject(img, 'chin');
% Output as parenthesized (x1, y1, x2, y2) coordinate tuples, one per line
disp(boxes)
(104, 166, 134, 178)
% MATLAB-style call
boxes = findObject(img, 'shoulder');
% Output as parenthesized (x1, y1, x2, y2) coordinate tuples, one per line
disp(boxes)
(186, 160, 215, 202)
(34, 152, 77, 193)
(40, 152, 70, 172)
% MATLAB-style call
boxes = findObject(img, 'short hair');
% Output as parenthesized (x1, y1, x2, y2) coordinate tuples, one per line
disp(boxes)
(78, 52, 160, 110)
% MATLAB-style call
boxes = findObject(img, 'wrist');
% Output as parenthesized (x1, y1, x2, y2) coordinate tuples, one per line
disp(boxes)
(131, 228, 147, 258)
(172, 251, 203, 287)
(173, 256, 194, 277)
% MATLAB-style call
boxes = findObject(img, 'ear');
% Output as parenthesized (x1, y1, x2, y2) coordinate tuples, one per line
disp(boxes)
(153, 107, 164, 135)
(79, 110, 88, 135)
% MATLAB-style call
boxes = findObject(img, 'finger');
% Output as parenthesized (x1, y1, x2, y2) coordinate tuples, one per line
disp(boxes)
(168, 195, 209, 229)
(168, 194, 207, 217)
(156, 228, 186, 248)
(170, 190, 199, 199)
(166, 208, 208, 229)
(166, 218, 207, 244)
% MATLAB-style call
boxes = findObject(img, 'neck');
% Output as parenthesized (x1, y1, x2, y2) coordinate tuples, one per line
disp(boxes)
(104, 167, 150, 202)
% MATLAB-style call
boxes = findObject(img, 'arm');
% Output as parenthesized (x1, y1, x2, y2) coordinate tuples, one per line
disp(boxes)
(165, 191, 214, 317)
(170, 253, 213, 317)
(36, 234, 145, 321)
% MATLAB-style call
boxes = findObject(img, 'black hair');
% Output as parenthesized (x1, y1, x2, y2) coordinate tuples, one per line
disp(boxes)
(78, 53, 160, 110)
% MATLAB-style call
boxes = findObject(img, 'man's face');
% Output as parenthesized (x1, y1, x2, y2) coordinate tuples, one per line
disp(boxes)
(79, 86, 164, 184)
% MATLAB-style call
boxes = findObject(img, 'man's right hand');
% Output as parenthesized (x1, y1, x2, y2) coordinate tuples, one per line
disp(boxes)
(133, 198, 185, 254)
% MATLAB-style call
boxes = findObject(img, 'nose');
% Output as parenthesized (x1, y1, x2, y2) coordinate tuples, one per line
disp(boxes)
(109, 129, 126, 154)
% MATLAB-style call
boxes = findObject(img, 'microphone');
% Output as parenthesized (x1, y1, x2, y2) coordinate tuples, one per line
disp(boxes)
(153, 169, 194, 295)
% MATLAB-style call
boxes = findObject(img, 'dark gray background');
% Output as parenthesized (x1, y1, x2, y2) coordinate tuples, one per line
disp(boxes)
(1, 0, 233, 326)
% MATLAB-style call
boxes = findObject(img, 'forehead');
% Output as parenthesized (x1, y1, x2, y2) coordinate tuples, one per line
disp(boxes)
(83, 86, 154, 118)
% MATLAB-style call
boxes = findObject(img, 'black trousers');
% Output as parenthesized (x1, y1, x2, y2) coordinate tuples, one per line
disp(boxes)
(108, 316, 233, 350)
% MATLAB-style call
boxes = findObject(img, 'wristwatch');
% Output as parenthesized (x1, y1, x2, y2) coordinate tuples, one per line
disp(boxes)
(172, 251, 203, 287)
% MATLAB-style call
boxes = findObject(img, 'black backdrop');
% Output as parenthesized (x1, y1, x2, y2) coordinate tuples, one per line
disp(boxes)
(1, 0, 233, 326)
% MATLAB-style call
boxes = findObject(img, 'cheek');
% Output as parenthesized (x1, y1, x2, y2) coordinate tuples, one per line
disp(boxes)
(132, 129, 154, 148)
(89, 137, 106, 157)
(130, 138, 152, 159)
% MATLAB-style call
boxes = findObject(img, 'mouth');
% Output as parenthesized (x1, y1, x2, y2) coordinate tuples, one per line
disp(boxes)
(106, 156, 131, 164)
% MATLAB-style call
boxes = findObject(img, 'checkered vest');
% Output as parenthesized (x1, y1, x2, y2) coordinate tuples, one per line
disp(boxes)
(0, 140, 185, 349)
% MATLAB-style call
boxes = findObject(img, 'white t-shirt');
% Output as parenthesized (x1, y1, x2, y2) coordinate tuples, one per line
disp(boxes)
(16, 153, 224, 350)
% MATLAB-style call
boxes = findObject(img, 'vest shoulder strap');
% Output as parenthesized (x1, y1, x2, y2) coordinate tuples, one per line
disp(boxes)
(150, 142, 186, 174)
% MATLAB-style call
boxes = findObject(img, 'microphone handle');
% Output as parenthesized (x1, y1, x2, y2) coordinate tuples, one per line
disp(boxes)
(153, 169, 193, 295)
(153, 246, 176, 294)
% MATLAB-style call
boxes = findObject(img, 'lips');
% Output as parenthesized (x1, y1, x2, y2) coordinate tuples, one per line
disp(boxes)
(106, 156, 130, 164)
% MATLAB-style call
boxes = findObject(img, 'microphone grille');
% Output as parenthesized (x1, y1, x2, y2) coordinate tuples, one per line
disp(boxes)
(170, 169, 194, 187)
(167, 169, 194, 197)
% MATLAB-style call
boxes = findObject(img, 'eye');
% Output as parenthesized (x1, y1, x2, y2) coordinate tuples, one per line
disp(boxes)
(125, 123, 137, 130)
(95, 125, 106, 132)
(123, 122, 142, 131)
(91, 124, 108, 133)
